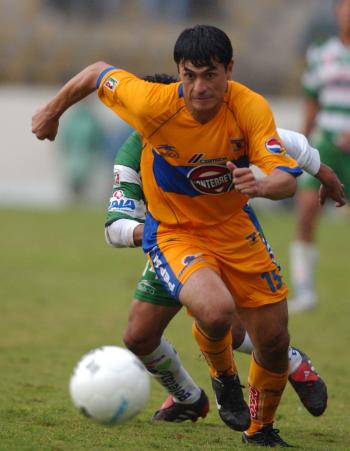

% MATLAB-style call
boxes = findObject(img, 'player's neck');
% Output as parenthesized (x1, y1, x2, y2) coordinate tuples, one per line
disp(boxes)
(188, 103, 222, 124)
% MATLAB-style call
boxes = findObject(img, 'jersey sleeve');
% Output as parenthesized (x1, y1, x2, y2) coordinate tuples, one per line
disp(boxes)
(96, 67, 179, 137)
(277, 128, 320, 175)
(237, 93, 302, 176)
(105, 131, 146, 226)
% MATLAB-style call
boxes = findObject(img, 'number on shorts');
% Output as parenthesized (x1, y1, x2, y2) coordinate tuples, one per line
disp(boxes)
(261, 270, 282, 293)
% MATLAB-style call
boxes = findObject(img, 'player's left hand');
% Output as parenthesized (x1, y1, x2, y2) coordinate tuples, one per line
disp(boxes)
(226, 161, 260, 197)
(316, 163, 346, 207)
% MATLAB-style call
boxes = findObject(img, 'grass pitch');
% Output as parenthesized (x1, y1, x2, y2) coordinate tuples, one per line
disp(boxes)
(0, 206, 349, 450)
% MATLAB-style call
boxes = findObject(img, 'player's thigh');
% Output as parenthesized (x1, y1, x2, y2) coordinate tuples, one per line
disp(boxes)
(218, 206, 288, 309)
(126, 260, 181, 342)
(148, 239, 234, 331)
(179, 266, 235, 327)
(125, 299, 181, 345)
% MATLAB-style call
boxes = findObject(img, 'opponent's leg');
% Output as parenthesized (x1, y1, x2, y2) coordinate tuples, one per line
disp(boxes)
(123, 298, 209, 422)
(233, 329, 327, 416)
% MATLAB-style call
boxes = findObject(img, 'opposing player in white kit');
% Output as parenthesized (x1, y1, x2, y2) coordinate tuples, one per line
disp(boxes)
(289, 0, 350, 312)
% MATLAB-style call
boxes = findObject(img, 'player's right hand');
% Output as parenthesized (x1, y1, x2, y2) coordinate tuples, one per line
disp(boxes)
(32, 107, 59, 141)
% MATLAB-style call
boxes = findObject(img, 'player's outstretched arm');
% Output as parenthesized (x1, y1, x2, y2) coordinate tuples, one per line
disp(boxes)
(32, 61, 110, 141)
(227, 161, 297, 200)
(315, 163, 346, 207)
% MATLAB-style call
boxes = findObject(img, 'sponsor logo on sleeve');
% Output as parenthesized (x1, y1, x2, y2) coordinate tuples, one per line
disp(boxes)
(112, 190, 124, 199)
(108, 196, 136, 212)
(104, 76, 118, 92)
(265, 137, 284, 154)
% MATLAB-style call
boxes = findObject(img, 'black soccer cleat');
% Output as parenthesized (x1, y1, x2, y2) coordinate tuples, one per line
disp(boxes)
(288, 348, 328, 417)
(151, 389, 209, 422)
(211, 372, 251, 431)
(242, 424, 294, 447)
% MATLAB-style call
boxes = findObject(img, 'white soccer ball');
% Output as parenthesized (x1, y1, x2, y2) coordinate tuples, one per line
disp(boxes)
(69, 346, 150, 424)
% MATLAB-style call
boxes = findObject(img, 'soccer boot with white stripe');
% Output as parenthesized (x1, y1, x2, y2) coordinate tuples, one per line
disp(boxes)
(242, 424, 294, 447)
(211, 372, 251, 431)
(151, 389, 209, 422)
(288, 348, 327, 416)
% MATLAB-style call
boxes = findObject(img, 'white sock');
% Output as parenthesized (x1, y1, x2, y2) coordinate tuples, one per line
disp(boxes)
(235, 333, 302, 376)
(139, 336, 201, 404)
(288, 347, 302, 374)
(235, 332, 253, 354)
(289, 240, 318, 299)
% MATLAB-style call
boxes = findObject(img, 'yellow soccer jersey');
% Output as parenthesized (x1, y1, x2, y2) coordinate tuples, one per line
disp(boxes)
(97, 67, 302, 227)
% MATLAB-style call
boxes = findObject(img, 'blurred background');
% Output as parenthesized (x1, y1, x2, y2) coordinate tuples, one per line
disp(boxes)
(2, 4, 350, 447)
(0, 0, 337, 206)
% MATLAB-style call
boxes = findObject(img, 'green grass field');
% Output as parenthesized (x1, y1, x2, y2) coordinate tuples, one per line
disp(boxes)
(1, 206, 349, 450)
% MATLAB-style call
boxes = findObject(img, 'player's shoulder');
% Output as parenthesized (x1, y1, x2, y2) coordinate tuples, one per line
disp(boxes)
(227, 81, 270, 114)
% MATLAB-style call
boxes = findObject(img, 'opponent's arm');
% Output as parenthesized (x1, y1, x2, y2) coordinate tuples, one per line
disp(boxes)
(315, 164, 346, 207)
(277, 128, 345, 206)
(105, 221, 144, 247)
(277, 128, 320, 175)
(32, 61, 110, 141)
(104, 132, 146, 248)
(227, 162, 297, 200)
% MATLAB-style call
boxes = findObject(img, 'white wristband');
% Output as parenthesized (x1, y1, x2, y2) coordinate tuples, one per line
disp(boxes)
(105, 219, 142, 248)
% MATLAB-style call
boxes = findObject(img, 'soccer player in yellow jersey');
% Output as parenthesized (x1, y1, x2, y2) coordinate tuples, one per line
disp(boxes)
(32, 25, 346, 447)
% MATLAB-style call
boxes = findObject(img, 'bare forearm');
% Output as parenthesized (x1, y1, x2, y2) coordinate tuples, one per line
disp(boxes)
(257, 169, 297, 200)
(32, 61, 110, 141)
(315, 163, 346, 207)
(45, 62, 107, 119)
(133, 224, 144, 247)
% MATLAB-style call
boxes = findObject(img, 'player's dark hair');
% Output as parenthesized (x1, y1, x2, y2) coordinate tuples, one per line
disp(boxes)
(142, 73, 178, 84)
(173, 25, 233, 69)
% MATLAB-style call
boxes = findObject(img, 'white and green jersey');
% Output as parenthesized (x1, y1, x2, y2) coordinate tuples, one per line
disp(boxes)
(302, 36, 350, 134)
(105, 131, 146, 227)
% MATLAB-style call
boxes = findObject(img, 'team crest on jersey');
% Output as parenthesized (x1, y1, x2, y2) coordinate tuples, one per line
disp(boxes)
(265, 137, 284, 154)
(156, 144, 179, 158)
(104, 76, 118, 92)
(187, 165, 233, 194)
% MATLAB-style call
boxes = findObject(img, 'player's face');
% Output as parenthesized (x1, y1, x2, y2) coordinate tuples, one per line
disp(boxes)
(337, 0, 350, 34)
(178, 60, 233, 123)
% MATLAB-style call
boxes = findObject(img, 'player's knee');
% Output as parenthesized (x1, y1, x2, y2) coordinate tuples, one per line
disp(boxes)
(123, 323, 161, 355)
(199, 301, 234, 336)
